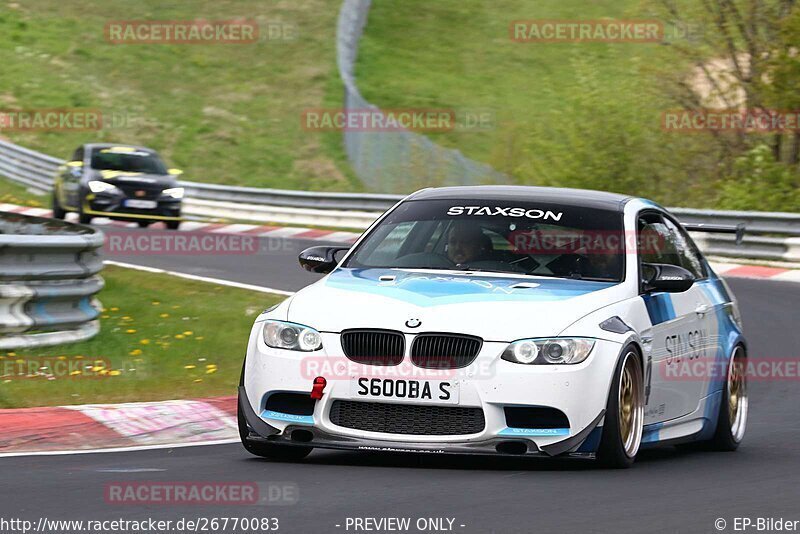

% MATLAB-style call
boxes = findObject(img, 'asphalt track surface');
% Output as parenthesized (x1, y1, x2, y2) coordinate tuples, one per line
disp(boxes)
(2, 230, 799, 534)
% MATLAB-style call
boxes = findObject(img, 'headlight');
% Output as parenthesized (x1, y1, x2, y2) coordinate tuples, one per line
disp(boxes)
(162, 187, 184, 199)
(88, 180, 119, 194)
(502, 338, 595, 365)
(262, 320, 322, 352)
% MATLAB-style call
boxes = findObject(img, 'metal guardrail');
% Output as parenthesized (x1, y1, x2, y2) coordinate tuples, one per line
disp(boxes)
(0, 138, 799, 262)
(0, 211, 104, 349)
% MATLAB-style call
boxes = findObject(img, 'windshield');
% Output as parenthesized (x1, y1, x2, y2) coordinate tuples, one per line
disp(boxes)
(90, 148, 168, 175)
(344, 199, 626, 282)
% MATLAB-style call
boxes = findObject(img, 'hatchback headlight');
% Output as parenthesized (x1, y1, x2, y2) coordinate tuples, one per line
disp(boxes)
(162, 187, 184, 199)
(262, 320, 322, 351)
(502, 338, 595, 365)
(88, 180, 120, 194)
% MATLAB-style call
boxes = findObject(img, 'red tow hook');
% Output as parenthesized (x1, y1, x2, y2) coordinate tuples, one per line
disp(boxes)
(310, 376, 327, 400)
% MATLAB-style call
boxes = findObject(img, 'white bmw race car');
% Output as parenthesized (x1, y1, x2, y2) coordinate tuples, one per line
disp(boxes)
(238, 186, 748, 468)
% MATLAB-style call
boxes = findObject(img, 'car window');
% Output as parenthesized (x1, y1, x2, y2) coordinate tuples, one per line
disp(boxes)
(662, 216, 707, 279)
(90, 148, 168, 175)
(71, 147, 84, 162)
(638, 212, 706, 280)
(345, 199, 626, 282)
(638, 214, 682, 268)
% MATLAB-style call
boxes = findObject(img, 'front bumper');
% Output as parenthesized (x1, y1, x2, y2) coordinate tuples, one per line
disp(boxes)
(241, 325, 621, 457)
(83, 194, 182, 221)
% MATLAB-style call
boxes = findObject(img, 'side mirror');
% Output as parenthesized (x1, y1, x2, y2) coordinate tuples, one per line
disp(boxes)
(642, 263, 695, 293)
(168, 168, 183, 176)
(298, 246, 350, 274)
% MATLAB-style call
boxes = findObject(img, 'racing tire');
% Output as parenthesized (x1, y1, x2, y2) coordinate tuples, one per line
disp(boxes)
(77, 204, 92, 225)
(708, 345, 748, 451)
(596, 346, 645, 469)
(51, 191, 67, 220)
(137, 221, 151, 228)
(165, 220, 181, 230)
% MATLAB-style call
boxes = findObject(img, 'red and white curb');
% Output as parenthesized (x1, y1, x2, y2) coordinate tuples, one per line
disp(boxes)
(709, 261, 800, 283)
(0, 396, 237, 456)
(0, 204, 361, 244)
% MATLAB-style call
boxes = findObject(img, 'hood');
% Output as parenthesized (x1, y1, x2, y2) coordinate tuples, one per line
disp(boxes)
(286, 268, 624, 342)
(87, 169, 177, 188)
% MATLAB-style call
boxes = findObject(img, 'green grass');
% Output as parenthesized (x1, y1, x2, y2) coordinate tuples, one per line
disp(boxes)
(0, 177, 46, 207)
(0, 265, 284, 408)
(354, 0, 723, 206)
(0, 0, 359, 191)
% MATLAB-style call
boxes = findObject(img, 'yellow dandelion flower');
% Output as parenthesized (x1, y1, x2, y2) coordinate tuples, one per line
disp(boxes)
(205, 364, 217, 369)
(70, 370, 82, 376)
(140, 339, 150, 345)
(108, 370, 121, 376)
(184, 365, 196, 369)
(183, 331, 193, 336)
(110, 307, 119, 311)
(126, 329, 137, 334)
(101, 315, 110, 319)
(174, 334, 185, 339)
(129, 349, 142, 356)
(195, 336, 204, 341)
(205, 368, 217, 374)
(159, 313, 169, 318)
(151, 301, 160, 305)
(91, 366, 103, 372)
(193, 378, 203, 383)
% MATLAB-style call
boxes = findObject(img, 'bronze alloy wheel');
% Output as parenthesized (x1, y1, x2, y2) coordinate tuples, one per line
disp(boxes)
(618, 351, 644, 457)
(728, 346, 748, 443)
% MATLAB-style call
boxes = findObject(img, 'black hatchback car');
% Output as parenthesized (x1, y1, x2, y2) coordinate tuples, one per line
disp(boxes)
(52, 144, 183, 229)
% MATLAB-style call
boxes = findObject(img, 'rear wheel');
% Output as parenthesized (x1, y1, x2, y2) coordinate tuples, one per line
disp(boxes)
(597, 347, 644, 468)
(708, 346, 748, 451)
(51, 190, 67, 220)
(166, 220, 181, 230)
(137, 221, 151, 228)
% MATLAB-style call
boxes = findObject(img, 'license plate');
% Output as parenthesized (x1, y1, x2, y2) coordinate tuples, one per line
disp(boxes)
(124, 199, 157, 209)
(350, 378, 459, 405)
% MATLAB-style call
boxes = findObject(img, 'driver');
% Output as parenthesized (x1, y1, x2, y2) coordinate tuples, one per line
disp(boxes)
(446, 222, 492, 265)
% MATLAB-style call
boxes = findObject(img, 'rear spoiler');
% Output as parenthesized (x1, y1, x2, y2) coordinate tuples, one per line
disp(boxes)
(682, 223, 746, 245)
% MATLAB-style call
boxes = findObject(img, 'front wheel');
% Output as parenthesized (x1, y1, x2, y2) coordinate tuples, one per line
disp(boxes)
(166, 220, 181, 230)
(78, 210, 92, 225)
(51, 190, 67, 219)
(596, 347, 645, 468)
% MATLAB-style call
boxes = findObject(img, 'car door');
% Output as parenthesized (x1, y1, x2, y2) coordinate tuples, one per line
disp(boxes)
(638, 211, 712, 424)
